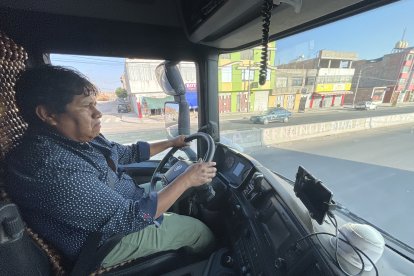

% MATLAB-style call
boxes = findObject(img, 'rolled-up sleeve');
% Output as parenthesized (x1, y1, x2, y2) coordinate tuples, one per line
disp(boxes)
(112, 141, 150, 164)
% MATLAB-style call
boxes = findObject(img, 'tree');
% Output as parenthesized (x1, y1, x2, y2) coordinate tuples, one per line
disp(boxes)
(115, 87, 128, 99)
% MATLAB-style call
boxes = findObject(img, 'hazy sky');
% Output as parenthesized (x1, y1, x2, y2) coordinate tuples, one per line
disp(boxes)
(276, 0, 414, 64)
(51, 0, 413, 92)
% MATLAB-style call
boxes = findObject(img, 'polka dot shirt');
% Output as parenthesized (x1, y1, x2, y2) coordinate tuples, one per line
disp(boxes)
(6, 127, 158, 261)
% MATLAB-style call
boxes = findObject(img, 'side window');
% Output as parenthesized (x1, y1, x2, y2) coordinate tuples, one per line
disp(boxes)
(240, 50, 253, 60)
(51, 55, 199, 159)
(340, 60, 349, 68)
(292, 77, 303, 86)
(221, 65, 232, 82)
(306, 77, 316, 86)
(276, 77, 287, 88)
(266, 69, 271, 81)
(241, 69, 254, 81)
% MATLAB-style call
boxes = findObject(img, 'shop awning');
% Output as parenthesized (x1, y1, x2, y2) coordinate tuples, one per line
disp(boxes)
(314, 90, 354, 96)
(142, 96, 174, 109)
(185, 92, 198, 108)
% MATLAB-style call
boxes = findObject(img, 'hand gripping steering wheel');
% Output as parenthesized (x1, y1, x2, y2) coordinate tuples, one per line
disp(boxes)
(150, 132, 216, 194)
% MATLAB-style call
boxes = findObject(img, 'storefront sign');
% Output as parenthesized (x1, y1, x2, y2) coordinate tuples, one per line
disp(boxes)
(185, 83, 197, 91)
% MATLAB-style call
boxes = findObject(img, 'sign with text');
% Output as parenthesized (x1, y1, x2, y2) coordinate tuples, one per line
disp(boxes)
(185, 83, 197, 91)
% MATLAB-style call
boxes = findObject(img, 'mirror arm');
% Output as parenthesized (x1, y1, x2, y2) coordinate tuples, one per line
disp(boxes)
(178, 101, 190, 135)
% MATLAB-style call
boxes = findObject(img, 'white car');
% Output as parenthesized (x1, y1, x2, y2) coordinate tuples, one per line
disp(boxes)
(355, 101, 377, 110)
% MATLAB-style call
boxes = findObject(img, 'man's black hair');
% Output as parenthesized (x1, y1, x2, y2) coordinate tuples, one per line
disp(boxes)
(15, 65, 99, 126)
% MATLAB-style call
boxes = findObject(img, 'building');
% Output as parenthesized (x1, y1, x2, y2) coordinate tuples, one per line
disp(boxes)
(218, 42, 277, 113)
(277, 50, 358, 110)
(345, 41, 414, 105)
(122, 59, 197, 117)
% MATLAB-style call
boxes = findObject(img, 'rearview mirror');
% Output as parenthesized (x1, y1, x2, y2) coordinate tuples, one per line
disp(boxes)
(155, 61, 186, 96)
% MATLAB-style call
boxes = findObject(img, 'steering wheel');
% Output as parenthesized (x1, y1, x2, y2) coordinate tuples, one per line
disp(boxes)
(150, 132, 216, 193)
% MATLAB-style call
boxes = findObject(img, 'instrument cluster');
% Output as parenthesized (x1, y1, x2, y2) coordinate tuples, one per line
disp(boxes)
(218, 149, 253, 189)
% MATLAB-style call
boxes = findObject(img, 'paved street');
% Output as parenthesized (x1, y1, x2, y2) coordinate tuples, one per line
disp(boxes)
(98, 100, 414, 144)
(221, 104, 414, 130)
(249, 124, 414, 249)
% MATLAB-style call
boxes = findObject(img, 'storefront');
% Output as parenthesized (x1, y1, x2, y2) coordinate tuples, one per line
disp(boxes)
(309, 91, 352, 108)
(141, 96, 174, 115)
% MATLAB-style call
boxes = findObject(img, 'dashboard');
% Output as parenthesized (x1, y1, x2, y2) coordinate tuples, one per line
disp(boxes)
(125, 143, 414, 275)
(210, 145, 331, 275)
(205, 144, 414, 276)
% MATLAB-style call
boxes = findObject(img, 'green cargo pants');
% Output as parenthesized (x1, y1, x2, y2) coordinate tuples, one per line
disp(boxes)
(101, 182, 215, 268)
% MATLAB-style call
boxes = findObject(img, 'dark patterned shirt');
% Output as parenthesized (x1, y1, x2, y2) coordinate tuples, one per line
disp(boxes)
(5, 127, 158, 261)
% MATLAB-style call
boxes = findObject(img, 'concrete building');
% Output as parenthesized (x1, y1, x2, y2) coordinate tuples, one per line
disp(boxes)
(122, 59, 197, 117)
(346, 41, 414, 105)
(218, 42, 277, 113)
(277, 50, 358, 110)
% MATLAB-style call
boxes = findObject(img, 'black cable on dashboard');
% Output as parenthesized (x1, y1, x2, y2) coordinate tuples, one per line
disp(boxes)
(295, 219, 379, 276)
(328, 213, 365, 276)
(295, 230, 364, 273)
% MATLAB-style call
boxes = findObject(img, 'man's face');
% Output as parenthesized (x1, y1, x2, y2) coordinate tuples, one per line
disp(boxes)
(51, 94, 102, 142)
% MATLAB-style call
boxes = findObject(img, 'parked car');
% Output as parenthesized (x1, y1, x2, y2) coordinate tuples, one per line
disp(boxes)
(117, 103, 131, 113)
(355, 101, 377, 110)
(250, 107, 292, 124)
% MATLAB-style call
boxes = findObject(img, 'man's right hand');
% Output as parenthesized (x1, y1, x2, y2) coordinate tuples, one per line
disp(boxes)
(182, 161, 217, 188)
(154, 160, 217, 218)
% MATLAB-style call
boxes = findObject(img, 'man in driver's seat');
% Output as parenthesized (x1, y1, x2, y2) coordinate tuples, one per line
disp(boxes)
(5, 65, 216, 268)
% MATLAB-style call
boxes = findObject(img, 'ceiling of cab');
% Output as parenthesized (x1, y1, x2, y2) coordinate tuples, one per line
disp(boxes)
(1, 0, 181, 27)
(0, 0, 393, 54)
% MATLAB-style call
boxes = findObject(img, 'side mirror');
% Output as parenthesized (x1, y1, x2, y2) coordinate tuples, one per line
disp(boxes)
(155, 61, 185, 96)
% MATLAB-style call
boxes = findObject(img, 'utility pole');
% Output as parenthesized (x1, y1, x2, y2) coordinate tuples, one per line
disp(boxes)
(247, 58, 251, 113)
(352, 58, 382, 106)
(352, 69, 363, 107)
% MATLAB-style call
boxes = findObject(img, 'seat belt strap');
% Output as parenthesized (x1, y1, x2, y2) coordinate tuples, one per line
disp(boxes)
(70, 233, 123, 276)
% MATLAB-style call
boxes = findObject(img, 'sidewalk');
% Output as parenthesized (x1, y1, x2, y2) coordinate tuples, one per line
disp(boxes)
(101, 113, 165, 124)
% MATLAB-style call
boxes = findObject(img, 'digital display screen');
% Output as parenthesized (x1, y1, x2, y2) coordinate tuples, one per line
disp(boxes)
(233, 163, 245, 177)
(265, 197, 291, 251)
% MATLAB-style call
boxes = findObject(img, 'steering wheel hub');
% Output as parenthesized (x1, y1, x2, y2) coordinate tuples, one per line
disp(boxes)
(150, 132, 216, 194)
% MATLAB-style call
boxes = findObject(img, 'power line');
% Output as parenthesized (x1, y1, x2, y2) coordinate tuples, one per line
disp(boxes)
(360, 76, 396, 82)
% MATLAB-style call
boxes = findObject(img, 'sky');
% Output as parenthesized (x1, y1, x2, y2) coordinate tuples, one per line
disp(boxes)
(51, 0, 414, 92)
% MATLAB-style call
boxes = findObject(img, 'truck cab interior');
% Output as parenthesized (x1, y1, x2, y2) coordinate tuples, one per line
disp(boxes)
(1, 0, 413, 275)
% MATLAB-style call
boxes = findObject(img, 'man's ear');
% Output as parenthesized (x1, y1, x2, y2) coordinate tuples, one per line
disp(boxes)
(35, 105, 58, 126)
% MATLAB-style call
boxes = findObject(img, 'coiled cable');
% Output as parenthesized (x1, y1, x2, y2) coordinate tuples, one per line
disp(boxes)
(259, 0, 273, 85)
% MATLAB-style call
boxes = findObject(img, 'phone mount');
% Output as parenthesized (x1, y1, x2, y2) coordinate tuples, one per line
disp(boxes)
(294, 166, 333, 225)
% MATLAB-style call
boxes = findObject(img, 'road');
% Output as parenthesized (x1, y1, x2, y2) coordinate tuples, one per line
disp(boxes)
(99, 101, 414, 145)
(248, 124, 414, 249)
(220, 104, 414, 130)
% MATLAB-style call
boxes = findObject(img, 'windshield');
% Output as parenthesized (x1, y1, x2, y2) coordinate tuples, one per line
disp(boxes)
(50, 57, 199, 157)
(261, 110, 272, 115)
(49, 0, 414, 251)
(219, 0, 414, 250)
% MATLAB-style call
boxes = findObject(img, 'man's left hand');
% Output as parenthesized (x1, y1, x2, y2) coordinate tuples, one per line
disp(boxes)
(170, 135, 189, 148)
